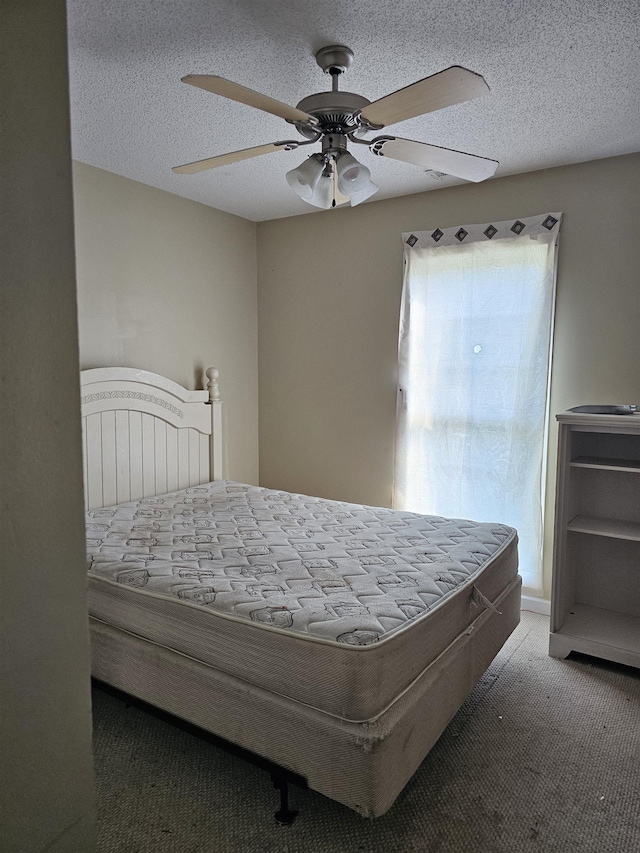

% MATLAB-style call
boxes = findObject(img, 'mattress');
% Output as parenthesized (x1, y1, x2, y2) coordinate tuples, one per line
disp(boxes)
(87, 480, 518, 721)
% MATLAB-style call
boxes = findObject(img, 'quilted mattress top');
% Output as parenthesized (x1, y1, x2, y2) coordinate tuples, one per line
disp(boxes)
(87, 480, 516, 647)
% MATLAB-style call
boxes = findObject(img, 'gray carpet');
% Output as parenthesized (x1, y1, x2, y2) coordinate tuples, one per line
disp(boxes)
(92, 612, 640, 852)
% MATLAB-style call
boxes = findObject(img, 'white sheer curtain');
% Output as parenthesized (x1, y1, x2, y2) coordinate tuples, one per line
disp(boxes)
(395, 213, 561, 590)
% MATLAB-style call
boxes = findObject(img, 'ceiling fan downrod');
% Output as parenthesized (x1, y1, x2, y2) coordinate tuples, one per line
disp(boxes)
(293, 47, 371, 140)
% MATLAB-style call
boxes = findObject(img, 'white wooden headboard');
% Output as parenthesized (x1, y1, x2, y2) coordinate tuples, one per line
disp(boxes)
(80, 367, 222, 510)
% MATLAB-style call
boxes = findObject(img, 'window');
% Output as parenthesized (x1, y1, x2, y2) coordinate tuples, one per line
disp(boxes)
(395, 214, 561, 590)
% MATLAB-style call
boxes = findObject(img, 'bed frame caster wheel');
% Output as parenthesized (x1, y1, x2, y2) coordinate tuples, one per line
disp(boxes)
(272, 775, 298, 825)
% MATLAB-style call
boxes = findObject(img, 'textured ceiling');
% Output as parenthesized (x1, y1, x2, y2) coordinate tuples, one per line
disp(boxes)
(67, 0, 640, 221)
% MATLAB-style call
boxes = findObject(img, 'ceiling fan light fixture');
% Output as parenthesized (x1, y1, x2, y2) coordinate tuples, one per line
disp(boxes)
(285, 154, 325, 200)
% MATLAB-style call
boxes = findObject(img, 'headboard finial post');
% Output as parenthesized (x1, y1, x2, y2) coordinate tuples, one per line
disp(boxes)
(206, 367, 220, 403)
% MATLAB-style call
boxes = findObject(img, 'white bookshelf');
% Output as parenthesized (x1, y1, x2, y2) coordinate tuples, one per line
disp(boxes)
(549, 412, 640, 668)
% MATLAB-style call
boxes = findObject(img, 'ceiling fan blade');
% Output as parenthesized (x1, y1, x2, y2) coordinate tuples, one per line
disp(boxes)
(182, 75, 318, 125)
(371, 136, 498, 182)
(360, 66, 490, 128)
(173, 142, 293, 174)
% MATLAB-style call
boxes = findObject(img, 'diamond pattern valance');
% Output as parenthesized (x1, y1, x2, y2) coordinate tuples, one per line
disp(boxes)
(403, 212, 561, 250)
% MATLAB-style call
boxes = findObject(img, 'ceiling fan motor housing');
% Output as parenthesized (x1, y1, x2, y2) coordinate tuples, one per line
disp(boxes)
(294, 91, 371, 137)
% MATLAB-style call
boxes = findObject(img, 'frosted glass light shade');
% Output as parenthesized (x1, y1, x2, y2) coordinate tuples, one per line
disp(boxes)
(336, 151, 371, 195)
(286, 155, 325, 200)
(307, 173, 334, 209)
(350, 179, 379, 206)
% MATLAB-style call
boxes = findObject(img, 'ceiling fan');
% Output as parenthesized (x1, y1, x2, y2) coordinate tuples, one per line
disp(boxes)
(173, 45, 499, 209)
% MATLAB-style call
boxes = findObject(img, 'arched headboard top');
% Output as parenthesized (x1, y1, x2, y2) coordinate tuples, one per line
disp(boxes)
(80, 367, 222, 510)
(81, 367, 217, 427)
(82, 367, 213, 403)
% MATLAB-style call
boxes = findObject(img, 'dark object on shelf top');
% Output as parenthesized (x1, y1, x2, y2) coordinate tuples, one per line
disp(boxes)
(569, 405, 637, 415)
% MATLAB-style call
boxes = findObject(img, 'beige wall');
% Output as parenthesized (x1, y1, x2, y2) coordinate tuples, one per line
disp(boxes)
(257, 152, 640, 598)
(0, 2, 96, 851)
(73, 162, 259, 485)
